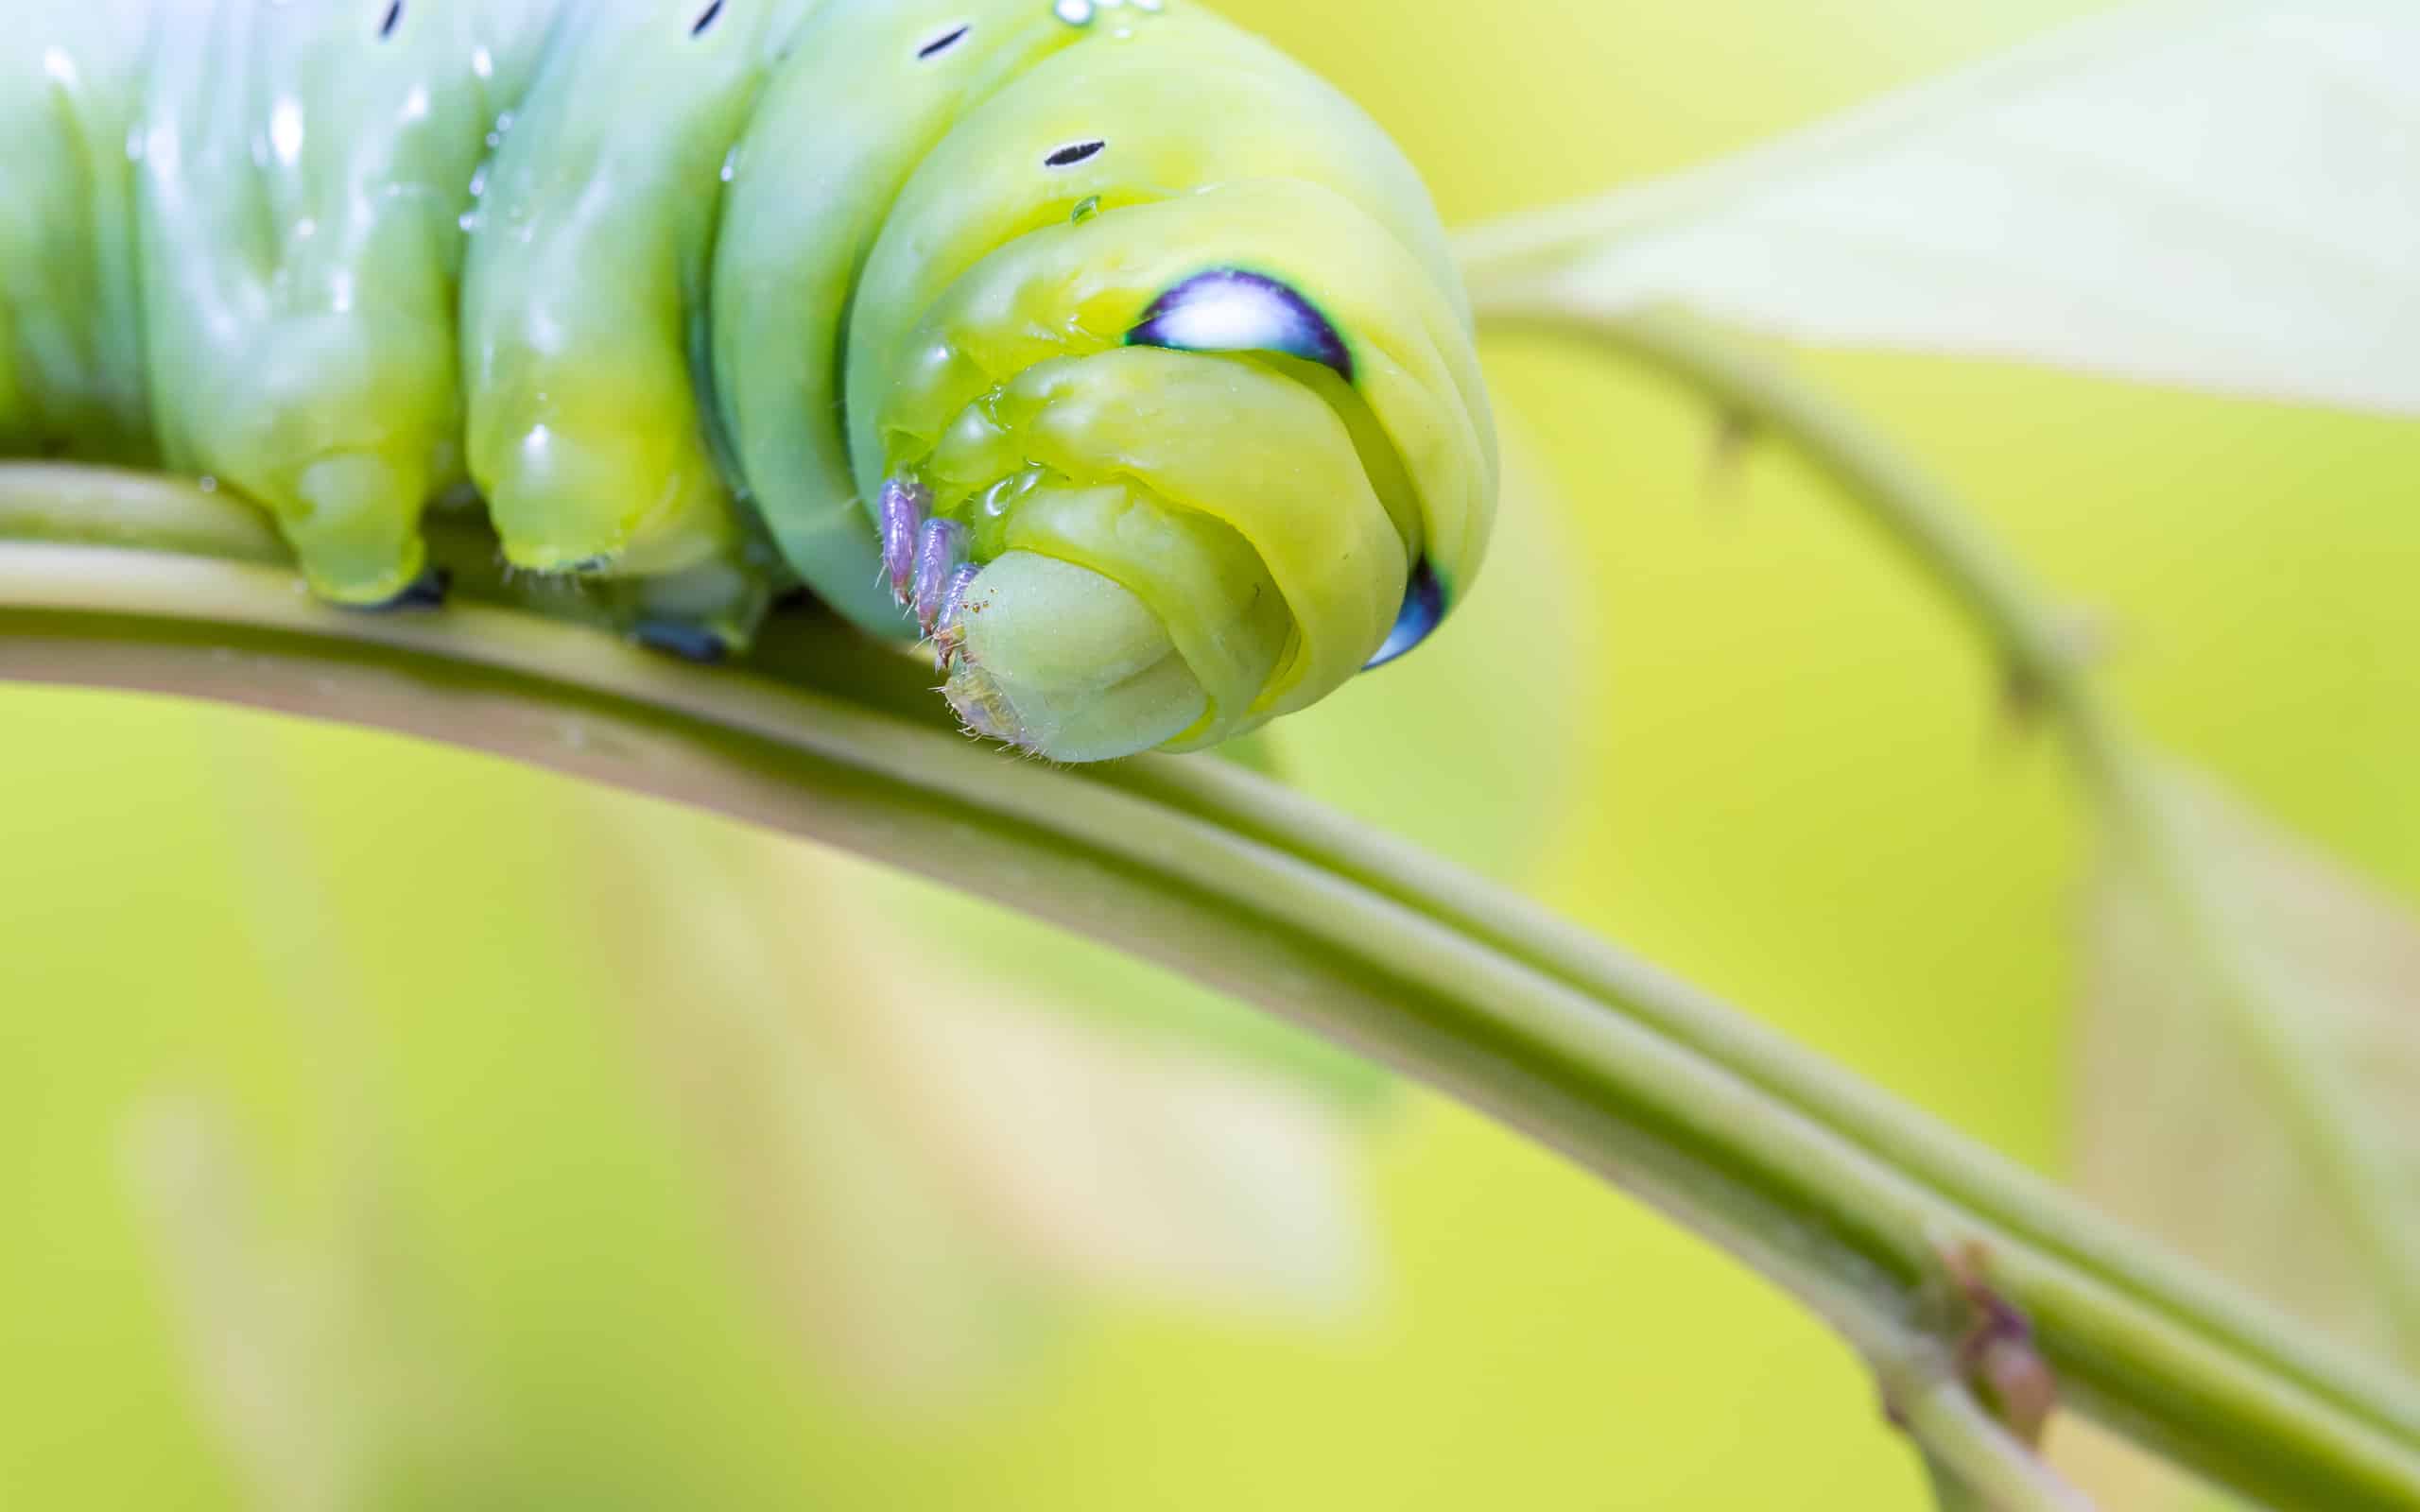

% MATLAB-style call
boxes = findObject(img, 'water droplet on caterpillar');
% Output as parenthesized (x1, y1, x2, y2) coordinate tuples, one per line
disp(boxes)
(977, 468, 1045, 520)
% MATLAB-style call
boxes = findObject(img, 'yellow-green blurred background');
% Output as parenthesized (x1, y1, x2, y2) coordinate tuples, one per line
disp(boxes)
(5, 1, 2416, 1506)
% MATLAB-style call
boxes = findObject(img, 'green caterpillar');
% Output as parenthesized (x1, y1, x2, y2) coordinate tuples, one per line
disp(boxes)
(2, 0, 1495, 761)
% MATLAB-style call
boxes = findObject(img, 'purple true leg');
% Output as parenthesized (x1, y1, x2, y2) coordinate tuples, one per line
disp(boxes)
(931, 561, 981, 669)
(911, 517, 968, 633)
(879, 476, 930, 603)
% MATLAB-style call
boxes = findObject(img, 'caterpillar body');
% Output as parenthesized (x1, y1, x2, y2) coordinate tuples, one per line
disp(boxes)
(1, 0, 1495, 761)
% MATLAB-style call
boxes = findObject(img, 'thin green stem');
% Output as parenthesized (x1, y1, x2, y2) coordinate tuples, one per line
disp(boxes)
(1894, 1369, 2089, 1512)
(1461, 283, 2420, 1457)
(0, 466, 2413, 1507)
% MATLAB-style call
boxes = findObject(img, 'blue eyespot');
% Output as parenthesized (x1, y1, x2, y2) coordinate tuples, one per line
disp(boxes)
(1364, 558, 1443, 670)
(1128, 268, 1353, 382)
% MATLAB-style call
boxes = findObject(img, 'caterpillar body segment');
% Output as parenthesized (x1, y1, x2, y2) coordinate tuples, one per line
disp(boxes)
(713, 0, 1088, 637)
(0, 0, 1495, 760)
(0, 5, 159, 466)
(135, 0, 558, 605)
(461, 0, 793, 646)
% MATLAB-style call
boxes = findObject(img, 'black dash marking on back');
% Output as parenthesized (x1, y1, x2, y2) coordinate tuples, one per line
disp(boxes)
(377, 0, 402, 39)
(691, 0, 725, 37)
(917, 23, 972, 59)
(1044, 139, 1107, 168)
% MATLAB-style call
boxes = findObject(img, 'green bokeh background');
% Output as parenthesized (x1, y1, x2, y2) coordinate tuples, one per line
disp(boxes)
(5, 1, 2415, 1506)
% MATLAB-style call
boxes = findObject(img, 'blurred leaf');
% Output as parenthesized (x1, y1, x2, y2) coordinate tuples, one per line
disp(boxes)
(595, 850, 1053, 1405)
(583, 807, 1373, 1407)
(1280, 430, 1599, 887)
(121, 1095, 491, 1512)
(1473, 0, 2420, 415)
(862, 940, 1370, 1311)
(2075, 763, 2420, 1367)
(1922, 1457, 1995, 1512)
(112, 738, 502, 1511)
(873, 863, 1394, 1114)
(2051, 1415, 2235, 1512)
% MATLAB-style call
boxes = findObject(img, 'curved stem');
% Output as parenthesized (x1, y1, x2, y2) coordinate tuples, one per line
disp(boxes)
(1898, 1376, 2091, 1512)
(1460, 294, 2420, 1366)
(1463, 281, 2420, 1451)
(1466, 302, 2089, 701)
(0, 467, 2413, 1506)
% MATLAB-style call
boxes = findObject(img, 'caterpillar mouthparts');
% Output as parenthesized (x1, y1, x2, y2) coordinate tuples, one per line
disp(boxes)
(881, 470, 1201, 760)
(941, 554, 1212, 761)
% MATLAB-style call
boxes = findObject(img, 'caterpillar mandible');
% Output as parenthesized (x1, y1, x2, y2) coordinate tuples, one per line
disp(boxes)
(1, 0, 1495, 762)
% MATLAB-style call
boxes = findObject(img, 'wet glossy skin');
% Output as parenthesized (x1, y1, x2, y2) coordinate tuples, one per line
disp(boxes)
(0, 0, 1495, 759)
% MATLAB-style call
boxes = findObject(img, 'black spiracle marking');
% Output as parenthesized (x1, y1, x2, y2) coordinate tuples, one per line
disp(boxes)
(377, 0, 402, 39)
(1044, 139, 1107, 168)
(918, 23, 973, 59)
(1364, 558, 1445, 670)
(691, 0, 725, 36)
(1127, 268, 1353, 382)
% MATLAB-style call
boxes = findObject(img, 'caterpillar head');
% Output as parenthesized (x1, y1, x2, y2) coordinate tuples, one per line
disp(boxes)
(870, 182, 1486, 760)
(842, 9, 1495, 763)
(705, 0, 1495, 762)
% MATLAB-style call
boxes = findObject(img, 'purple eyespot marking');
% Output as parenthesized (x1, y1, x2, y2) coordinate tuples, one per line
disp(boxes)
(1128, 268, 1353, 382)
(1364, 558, 1444, 671)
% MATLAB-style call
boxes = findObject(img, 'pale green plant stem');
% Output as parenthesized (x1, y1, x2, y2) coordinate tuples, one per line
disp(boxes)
(1890, 1365, 2093, 1512)
(1461, 280, 2420, 1502)
(0, 468, 2414, 1505)
(1456, 289, 2420, 1366)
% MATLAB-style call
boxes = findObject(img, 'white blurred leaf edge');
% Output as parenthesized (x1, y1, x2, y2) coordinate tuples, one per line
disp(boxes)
(1461, 0, 2420, 418)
